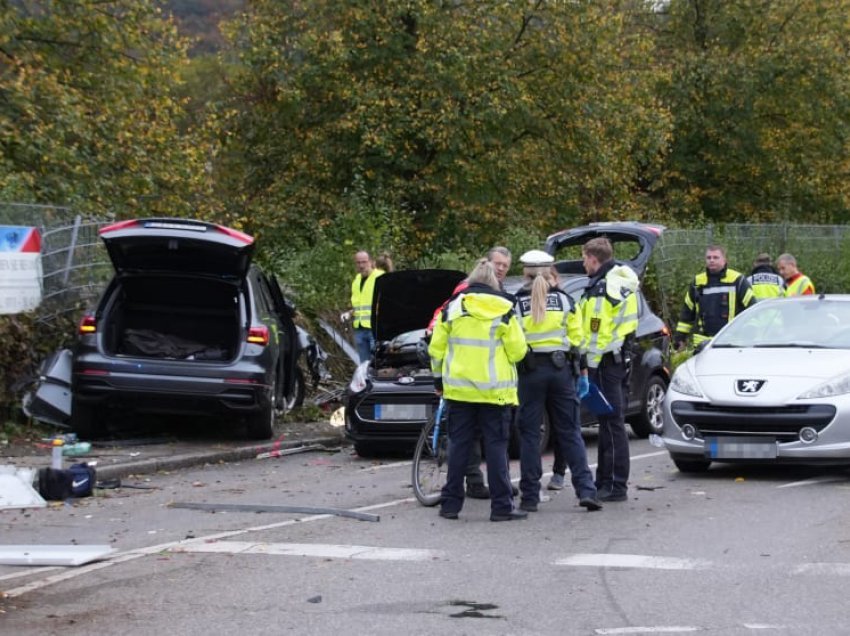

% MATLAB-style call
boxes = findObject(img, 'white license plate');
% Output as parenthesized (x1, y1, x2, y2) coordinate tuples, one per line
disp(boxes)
(374, 404, 429, 421)
(705, 436, 777, 459)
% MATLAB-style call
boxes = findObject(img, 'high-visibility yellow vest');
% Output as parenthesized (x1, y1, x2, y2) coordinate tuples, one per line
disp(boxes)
(784, 274, 815, 296)
(429, 287, 527, 405)
(350, 269, 384, 329)
(747, 270, 784, 299)
(514, 287, 584, 354)
(580, 264, 639, 368)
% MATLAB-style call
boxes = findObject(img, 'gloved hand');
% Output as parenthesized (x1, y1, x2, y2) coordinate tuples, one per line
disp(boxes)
(576, 375, 590, 400)
(340, 310, 352, 323)
(434, 377, 444, 395)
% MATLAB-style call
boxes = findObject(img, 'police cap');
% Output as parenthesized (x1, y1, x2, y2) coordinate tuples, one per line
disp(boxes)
(519, 249, 554, 267)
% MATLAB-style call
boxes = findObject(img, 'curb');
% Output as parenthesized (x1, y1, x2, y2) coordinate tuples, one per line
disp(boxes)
(95, 435, 345, 481)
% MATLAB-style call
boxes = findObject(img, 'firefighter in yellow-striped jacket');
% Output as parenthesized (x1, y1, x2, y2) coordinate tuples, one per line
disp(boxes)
(675, 245, 756, 350)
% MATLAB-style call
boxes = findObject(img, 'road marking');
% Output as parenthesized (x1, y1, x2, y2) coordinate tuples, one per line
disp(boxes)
(777, 476, 847, 489)
(556, 553, 710, 570)
(794, 562, 850, 576)
(172, 540, 442, 562)
(595, 628, 700, 634)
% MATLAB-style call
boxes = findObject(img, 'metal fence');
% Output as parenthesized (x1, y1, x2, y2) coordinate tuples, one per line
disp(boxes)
(2, 205, 848, 332)
(651, 223, 850, 326)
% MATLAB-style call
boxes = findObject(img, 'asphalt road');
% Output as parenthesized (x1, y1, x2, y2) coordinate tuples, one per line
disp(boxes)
(3, 433, 850, 635)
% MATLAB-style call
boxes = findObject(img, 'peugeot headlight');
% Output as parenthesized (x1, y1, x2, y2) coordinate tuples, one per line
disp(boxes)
(797, 372, 850, 399)
(348, 361, 371, 394)
(670, 363, 703, 398)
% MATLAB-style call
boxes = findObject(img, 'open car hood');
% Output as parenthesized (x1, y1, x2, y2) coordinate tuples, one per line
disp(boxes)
(373, 269, 466, 342)
(99, 218, 255, 280)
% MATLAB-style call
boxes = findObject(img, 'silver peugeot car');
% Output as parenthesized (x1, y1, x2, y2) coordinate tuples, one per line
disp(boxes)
(662, 295, 850, 472)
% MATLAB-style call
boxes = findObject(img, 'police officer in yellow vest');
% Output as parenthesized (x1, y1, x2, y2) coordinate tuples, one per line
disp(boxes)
(345, 250, 385, 362)
(746, 253, 785, 299)
(580, 238, 640, 503)
(429, 258, 528, 521)
(514, 250, 602, 513)
(675, 245, 756, 350)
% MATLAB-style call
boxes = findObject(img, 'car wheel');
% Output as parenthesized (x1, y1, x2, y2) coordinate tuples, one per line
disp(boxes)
(508, 410, 550, 459)
(629, 375, 668, 438)
(284, 366, 306, 411)
(246, 397, 275, 440)
(70, 398, 106, 439)
(354, 440, 378, 458)
(672, 456, 711, 473)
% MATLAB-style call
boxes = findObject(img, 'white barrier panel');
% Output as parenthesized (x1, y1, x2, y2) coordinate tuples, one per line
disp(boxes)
(0, 226, 42, 314)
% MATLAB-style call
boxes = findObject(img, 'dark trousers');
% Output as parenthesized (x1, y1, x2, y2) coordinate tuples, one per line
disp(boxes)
(440, 401, 513, 515)
(518, 358, 596, 503)
(465, 435, 485, 487)
(590, 359, 630, 496)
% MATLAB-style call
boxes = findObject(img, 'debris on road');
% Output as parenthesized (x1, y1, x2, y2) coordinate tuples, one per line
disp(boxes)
(169, 501, 380, 522)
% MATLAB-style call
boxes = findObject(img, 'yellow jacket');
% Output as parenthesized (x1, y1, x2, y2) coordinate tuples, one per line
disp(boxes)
(580, 263, 639, 368)
(350, 269, 384, 329)
(429, 285, 527, 405)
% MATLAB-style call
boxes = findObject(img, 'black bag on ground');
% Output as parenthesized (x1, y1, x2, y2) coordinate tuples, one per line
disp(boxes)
(37, 462, 97, 500)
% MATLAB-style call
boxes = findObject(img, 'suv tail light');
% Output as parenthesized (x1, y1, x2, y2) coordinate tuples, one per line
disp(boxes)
(247, 326, 269, 345)
(79, 315, 97, 334)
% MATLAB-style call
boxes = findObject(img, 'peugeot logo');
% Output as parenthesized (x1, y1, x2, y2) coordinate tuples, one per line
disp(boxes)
(736, 379, 766, 394)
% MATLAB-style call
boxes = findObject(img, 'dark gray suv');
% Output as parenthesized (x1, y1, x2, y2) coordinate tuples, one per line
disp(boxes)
(70, 218, 300, 440)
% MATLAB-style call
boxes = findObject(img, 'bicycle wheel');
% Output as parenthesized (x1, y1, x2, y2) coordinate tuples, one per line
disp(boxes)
(411, 410, 448, 507)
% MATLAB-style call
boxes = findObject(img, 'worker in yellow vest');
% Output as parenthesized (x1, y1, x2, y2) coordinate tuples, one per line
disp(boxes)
(776, 253, 815, 296)
(343, 251, 385, 362)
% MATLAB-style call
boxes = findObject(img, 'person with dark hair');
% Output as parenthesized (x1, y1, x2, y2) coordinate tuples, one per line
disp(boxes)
(375, 252, 394, 273)
(674, 245, 756, 350)
(429, 259, 528, 521)
(747, 253, 784, 299)
(580, 238, 640, 502)
(514, 250, 601, 513)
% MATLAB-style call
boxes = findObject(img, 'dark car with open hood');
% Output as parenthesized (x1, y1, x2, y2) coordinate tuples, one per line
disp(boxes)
(68, 218, 301, 440)
(344, 268, 466, 456)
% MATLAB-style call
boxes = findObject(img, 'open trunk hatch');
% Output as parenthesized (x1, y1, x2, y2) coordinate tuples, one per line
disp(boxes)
(100, 218, 254, 279)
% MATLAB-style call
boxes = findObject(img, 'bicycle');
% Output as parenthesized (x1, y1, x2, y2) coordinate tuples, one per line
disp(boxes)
(411, 397, 449, 506)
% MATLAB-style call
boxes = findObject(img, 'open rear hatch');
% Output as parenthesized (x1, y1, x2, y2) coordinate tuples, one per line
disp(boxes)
(99, 218, 254, 279)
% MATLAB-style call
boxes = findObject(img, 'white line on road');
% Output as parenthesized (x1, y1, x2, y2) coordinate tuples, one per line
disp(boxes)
(595, 627, 701, 634)
(556, 553, 710, 570)
(777, 475, 848, 489)
(794, 562, 850, 576)
(172, 540, 442, 561)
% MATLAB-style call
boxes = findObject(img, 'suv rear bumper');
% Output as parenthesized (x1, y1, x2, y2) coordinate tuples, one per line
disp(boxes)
(73, 368, 272, 415)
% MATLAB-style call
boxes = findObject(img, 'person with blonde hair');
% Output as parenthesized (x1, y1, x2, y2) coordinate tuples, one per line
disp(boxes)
(513, 250, 601, 513)
(429, 258, 528, 521)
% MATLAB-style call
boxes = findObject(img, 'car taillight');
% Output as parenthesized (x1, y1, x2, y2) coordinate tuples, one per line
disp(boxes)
(247, 326, 269, 345)
(79, 315, 97, 334)
(98, 219, 140, 234)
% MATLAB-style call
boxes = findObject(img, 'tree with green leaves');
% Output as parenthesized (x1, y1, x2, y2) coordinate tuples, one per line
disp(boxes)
(0, 0, 213, 216)
(215, 0, 671, 267)
(656, 0, 850, 224)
